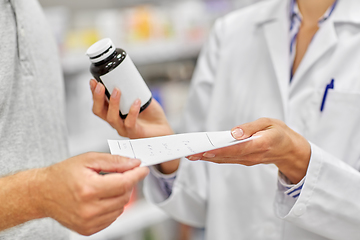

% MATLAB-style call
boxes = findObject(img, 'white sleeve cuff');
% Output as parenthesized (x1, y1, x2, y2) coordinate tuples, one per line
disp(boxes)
(149, 165, 178, 198)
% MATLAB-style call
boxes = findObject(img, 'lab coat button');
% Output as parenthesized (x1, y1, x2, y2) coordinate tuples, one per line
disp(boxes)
(20, 27, 25, 37)
(293, 203, 306, 216)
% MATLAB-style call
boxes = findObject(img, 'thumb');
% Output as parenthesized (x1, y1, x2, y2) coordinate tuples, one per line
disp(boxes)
(84, 153, 142, 173)
(231, 118, 272, 140)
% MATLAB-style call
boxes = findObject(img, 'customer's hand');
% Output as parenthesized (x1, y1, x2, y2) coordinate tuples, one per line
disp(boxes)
(33, 152, 149, 236)
(187, 118, 311, 184)
(90, 79, 173, 139)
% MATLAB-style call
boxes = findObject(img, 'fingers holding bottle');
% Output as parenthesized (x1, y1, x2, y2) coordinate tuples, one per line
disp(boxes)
(90, 79, 174, 139)
(106, 87, 127, 135)
(91, 80, 109, 122)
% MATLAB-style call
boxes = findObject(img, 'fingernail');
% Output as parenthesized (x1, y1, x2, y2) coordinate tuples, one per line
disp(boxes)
(129, 158, 141, 164)
(188, 156, 201, 161)
(203, 152, 215, 158)
(89, 80, 95, 89)
(112, 88, 119, 98)
(134, 99, 141, 106)
(95, 83, 102, 94)
(232, 128, 244, 139)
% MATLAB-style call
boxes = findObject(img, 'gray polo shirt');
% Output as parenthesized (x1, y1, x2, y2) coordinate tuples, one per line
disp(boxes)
(0, 0, 69, 239)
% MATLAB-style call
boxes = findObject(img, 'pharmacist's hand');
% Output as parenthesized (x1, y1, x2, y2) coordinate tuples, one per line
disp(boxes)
(35, 152, 149, 236)
(187, 118, 311, 184)
(90, 79, 174, 139)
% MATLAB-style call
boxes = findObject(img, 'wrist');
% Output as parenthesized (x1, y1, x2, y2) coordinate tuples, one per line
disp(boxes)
(0, 168, 47, 231)
(276, 137, 311, 184)
(27, 168, 48, 219)
(158, 159, 180, 174)
(8, 169, 47, 219)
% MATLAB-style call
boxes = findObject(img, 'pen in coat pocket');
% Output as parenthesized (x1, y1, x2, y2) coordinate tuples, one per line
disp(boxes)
(320, 78, 335, 112)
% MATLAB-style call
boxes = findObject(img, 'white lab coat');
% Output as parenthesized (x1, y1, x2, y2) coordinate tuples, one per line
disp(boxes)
(144, 0, 360, 239)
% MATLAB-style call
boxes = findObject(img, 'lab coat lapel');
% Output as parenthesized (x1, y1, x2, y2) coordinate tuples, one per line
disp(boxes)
(259, 0, 290, 121)
(290, 21, 338, 90)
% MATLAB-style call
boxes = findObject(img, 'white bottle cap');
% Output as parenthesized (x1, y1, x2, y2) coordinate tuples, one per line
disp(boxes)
(86, 38, 116, 63)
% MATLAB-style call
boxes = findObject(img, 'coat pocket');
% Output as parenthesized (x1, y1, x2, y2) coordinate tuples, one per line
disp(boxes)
(306, 90, 360, 169)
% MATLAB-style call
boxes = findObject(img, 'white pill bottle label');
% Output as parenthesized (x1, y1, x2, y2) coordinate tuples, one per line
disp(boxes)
(100, 55, 152, 115)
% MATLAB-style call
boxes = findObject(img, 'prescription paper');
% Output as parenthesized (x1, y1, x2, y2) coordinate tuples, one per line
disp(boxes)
(108, 131, 258, 167)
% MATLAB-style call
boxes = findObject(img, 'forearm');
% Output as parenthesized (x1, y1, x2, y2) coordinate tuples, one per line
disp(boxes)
(0, 169, 44, 231)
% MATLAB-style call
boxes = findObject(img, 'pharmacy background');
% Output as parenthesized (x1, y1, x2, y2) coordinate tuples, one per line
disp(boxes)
(37, 0, 263, 240)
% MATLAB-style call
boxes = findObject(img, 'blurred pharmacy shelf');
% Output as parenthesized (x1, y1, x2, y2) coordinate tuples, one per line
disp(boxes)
(61, 41, 202, 75)
(42, 1, 265, 75)
(39, 0, 264, 10)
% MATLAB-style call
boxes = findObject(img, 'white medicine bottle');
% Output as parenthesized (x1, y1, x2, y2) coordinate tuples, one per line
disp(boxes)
(86, 38, 152, 119)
